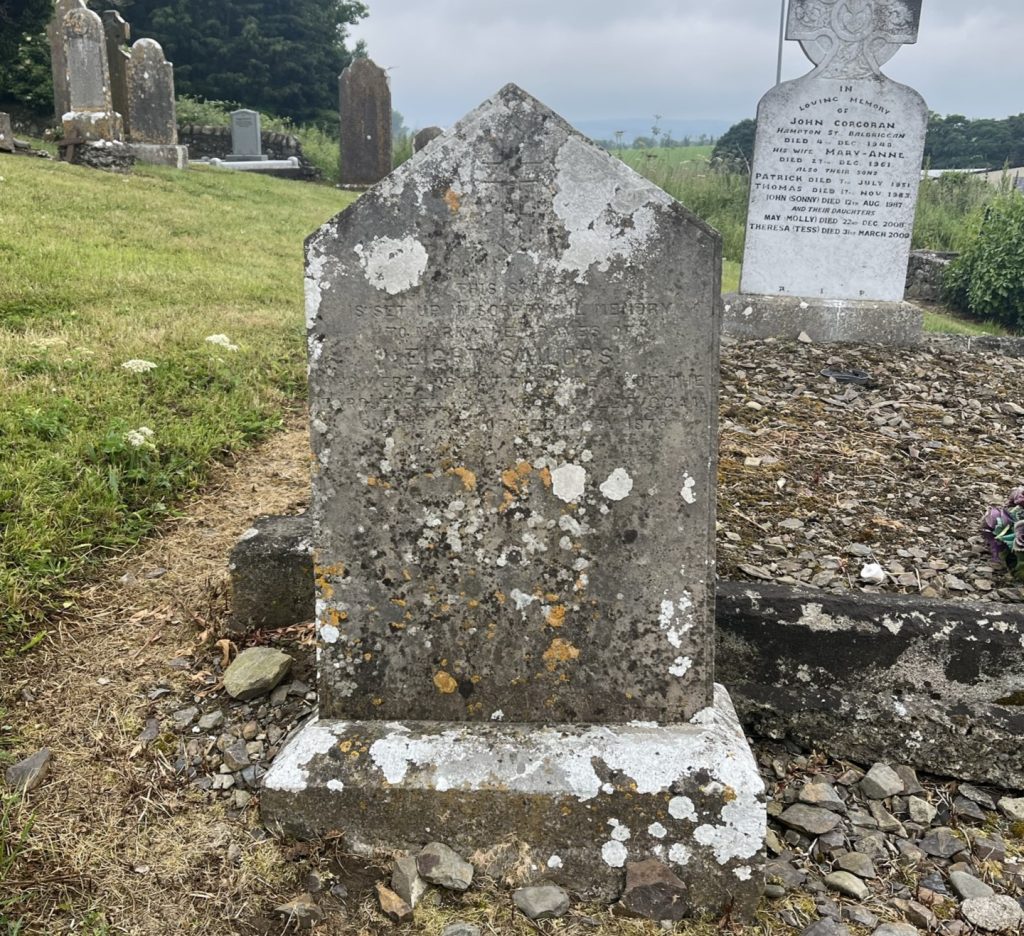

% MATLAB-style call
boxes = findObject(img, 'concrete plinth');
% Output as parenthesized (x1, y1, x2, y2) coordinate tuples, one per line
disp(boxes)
(129, 143, 188, 168)
(722, 293, 923, 346)
(262, 685, 765, 920)
(209, 156, 299, 172)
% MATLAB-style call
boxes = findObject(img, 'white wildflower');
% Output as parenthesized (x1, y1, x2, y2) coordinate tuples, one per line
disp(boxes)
(125, 426, 156, 450)
(205, 334, 239, 352)
(121, 359, 157, 373)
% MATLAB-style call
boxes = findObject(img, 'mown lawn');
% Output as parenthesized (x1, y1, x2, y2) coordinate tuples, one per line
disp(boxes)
(0, 157, 354, 646)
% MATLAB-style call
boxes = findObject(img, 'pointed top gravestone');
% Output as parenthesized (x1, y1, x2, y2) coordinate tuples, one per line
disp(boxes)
(338, 57, 392, 185)
(62, 6, 123, 142)
(263, 85, 765, 919)
(102, 11, 131, 137)
(730, 0, 928, 344)
(126, 38, 177, 145)
(48, 0, 87, 120)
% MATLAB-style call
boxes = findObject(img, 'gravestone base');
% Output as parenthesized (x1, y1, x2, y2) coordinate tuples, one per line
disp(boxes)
(62, 110, 123, 144)
(262, 685, 765, 920)
(224, 153, 268, 162)
(722, 293, 923, 346)
(129, 143, 187, 169)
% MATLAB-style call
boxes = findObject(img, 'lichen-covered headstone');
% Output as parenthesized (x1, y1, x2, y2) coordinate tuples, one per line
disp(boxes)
(102, 11, 131, 138)
(124, 37, 186, 167)
(61, 6, 123, 143)
(263, 84, 764, 919)
(48, 0, 87, 121)
(339, 57, 391, 185)
(0, 113, 14, 154)
(729, 0, 928, 343)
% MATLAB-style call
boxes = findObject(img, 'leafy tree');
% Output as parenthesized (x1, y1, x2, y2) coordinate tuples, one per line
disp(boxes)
(110, 0, 368, 124)
(711, 118, 756, 171)
(0, 0, 54, 112)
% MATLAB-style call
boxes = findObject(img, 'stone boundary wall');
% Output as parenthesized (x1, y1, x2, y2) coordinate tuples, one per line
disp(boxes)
(229, 513, 1024, 790)
(905, 250, 957, 302)
(178, 124, 321, 181)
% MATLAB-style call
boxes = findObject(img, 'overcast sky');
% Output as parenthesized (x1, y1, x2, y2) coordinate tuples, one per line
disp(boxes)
(349, 0, 1023, 132)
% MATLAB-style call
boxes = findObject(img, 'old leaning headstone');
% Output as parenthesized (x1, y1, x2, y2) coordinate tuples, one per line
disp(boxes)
(48, 0, 87, 121)
(262, 83, 765, 919)
(338, 57, 392, 186)
(126, 38, 187, 168)
(227, 109, 266, 161)
(727, 0, 928, 344)
(102, 11, 131, 138)
(62, 6, 123, 143)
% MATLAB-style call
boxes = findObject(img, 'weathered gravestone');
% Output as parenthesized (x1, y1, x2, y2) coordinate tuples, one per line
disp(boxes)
(126, 38, 187, 168)
(727, 0, 927, 344)
(262, 83, 765, 918)
(413, 126, 443, 152)
(48, 0, 87, 121)
(62, 6, 123, 143)
(228, 109, 266, 161)
(102, 11, 131, 138)
(0, 113, 14, 154)
(338, 57, 392, 186)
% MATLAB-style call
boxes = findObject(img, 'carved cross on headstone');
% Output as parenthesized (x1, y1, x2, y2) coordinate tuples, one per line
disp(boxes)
(474, 154, 550, 254)
(788, 0, 922, 78)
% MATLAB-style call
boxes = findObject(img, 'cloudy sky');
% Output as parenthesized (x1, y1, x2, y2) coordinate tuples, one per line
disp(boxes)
(349, 0, 1023, 133)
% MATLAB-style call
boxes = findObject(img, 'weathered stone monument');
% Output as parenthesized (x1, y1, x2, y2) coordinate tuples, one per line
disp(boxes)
(726, 0, 928, 344)
(126, 38, 187, 168)
(102, 11, 131, 138)
(228, 109, 266, 161)
(413, 126, 443, 152)
(0, 113, 14, 154)
(338, 57, 391, 186)
(61, 6, 123, 144)
(48, 0, 87, 122)
(262, 83, 765, 918)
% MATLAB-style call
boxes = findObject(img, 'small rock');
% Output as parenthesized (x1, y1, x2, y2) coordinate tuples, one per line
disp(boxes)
(442, 925, 481, 936)
(779, 804, 843, 836)
(798, 331, 813, 344)
(860, 763, 904, 799)
(416, 842, 474, 892)
(4, 748, 51, 793)
(868, 800, 906, 836)
(513, 884, 570, 921)
(907, 795, 937, 825)
(826, 871, 870, 901)
(222, 740, 250, 772)
(997, 797, 1024, 823)
(223, 647, 293, 701)
(894, 765, 924, 795)
(953, 796, 987, 823)
(949, 870, 995, 901)
(171, 706, 199, 729)
(392, 855, 429, 908)
(802, 920, 851, 936)
(800, 782, 847, 814)
(960, 895, 1024, 932)
(898, 899, 938, 930)
(846, 543, 873, 558)
(274, 893, 323, 929)
(197, 710, 224, 731)
(958, 783, 997, 810)
(765, 884, 787, 899)
(330, 883, 348, 900)
(969, 831, 1007, 863)
(919, 827, 966, 859)
(375, 883, 413, 923)
(837, 851, 877, 879)
(853, 832, 889, 859)
(619, 859, 688, 921)
(872, 925, 919, 936)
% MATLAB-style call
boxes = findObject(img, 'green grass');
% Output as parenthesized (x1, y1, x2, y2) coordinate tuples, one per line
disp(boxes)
(923, 310, 1010, 335)
(0, 158, 354, 645)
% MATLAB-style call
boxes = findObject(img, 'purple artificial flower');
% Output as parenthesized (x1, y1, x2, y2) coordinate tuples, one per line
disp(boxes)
(1006, 487, 1024, 509)
(982, 506, 1013, 561)
(1015, 519, 1024, 553)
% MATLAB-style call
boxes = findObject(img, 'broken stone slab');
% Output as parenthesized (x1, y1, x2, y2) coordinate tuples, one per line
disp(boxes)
(799, 782, 847, 813)
(778, 804, 842, 837)
(860, 764, 905, 800)
(391, 854, 429, 907)
(618, 859, 689, 921)
(375, 883, 413, 923)
(512, 884, 570, 920)
(416, 843, 473, 892)
(223, 647, 292, 701)
(261, 685, 766, 916)
(5, 748, 52, 793)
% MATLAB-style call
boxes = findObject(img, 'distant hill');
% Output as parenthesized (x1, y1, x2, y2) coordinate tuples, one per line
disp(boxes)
(571, 117, 734, 145)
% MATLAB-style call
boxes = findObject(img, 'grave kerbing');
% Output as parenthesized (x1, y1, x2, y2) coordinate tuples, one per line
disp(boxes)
(261, 83, 765, 917)
(726, 0, 928, 345)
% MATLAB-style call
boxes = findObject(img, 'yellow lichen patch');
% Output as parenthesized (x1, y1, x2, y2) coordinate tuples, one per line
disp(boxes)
(338, 740, 354, 753)
(545, 605, 566, 629)
(444, 188, 461, 213)
(539, 467, 552, 488)
(363, 652, 373, 662)
(391, 598, 407, 607)
(365, 477, 392, 489)
(470, 675, 482, 684)
(723, 786, 738, 804)
(494, 591, 506, 604)
(433, 671, 459, 694)
(372, 697, 384, 706)
(449, 466, 477, 491)
(542, 638, 580, 670)
(402, 568, 412, 581)
(467, 599, 480, 609)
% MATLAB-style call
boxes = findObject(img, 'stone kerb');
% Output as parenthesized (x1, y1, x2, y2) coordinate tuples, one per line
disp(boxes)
(731, 0, 929, 344)
(262, 83, 765, 918)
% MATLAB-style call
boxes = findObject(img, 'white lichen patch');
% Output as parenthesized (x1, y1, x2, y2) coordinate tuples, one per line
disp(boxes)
(510, 589, 537, 614)
(669, 656, 693, 678)
(668, 795, 697, 821)
(607, 819, 631, 842)
(601, 840, 628, 868)
(648, 822, 668, 839)
(551, 464, 587, 503)
(327, 779, 345, 793)
(354, 235, 428, 295)
(547, 855, 563, 870)
(668, 843, 692, 866)
(262, 721, 342, 793)
(599, 468, 634, 502)
(320, 624, 341, 644)
(680, 473, 697, 504)
(734, 865, 753, 881)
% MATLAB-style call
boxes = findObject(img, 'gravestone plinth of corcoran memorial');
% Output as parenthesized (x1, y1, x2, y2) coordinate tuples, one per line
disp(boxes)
(226, 109, 267, 161)
(261, 83, 765, 919)
(725, 0, 928, 345)
(338, 57, 392, 186)
(61, 6, 123, 145)
(126, 38, 188, 168)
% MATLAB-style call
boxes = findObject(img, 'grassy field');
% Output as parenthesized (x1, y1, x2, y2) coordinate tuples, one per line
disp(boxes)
(0, 157, 354, 645)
